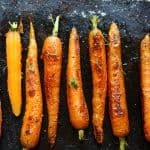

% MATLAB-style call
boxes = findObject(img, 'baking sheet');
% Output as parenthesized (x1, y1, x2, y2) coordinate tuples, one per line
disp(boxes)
(0, 0, 150, 150)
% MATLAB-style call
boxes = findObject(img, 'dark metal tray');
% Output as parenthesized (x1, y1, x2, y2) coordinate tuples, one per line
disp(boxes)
(0, 0, 150, 150)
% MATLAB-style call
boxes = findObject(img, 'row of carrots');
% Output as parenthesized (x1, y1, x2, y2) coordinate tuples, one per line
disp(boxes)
(0, 16, 149, 150)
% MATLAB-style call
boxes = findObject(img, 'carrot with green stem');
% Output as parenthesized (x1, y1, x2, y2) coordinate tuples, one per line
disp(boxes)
(67, 27, 89, 140)
(140, 33, 150, 142)
(41, 16, 62, 146)
(89, 16, 107, 143)
(20, 20, 43, 149)
(6, 20, 22, 116)
(108, 22, 130, 150)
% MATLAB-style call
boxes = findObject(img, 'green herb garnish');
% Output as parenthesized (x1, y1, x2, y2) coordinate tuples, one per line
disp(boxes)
(70, 77, 78, 89)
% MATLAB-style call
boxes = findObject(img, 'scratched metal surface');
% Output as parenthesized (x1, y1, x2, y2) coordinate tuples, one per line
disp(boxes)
(0, 0, 149, 150)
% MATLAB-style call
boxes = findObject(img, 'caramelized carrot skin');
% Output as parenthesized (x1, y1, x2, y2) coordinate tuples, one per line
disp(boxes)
(20, 23, 43, 149)
(108, 22, 129, 137)
(67, 28, 89, 129)
(140, 33, 150, 142)
(89, 28, 107, 143)
(42, 36, 62, 145)
(6, 31, 22, 116)
(0, 102, 2, 137)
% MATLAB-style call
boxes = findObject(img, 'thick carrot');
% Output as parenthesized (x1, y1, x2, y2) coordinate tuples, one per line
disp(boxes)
(6, 22, 22, 116)
(0, 102, 2, 137)
(41, 16, 62, 146)
(140, 33, 150, 142)
(89, 16, 107, 143)
(67, 27, 89, 140)
(20, 20, 43, 149)
(108, 22, 129, 150)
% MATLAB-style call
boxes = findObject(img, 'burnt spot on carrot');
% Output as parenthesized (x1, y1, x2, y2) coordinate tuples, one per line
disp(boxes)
(28, 90, 35, 98)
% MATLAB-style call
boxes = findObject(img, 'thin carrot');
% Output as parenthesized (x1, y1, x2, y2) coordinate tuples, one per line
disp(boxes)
(41, 16, 62, 146)
(6, 21, 22, 116)
(20, 20, 43, 149)
(67, 27, 89, 140)
(108, 22, 130, 150)
(140, 33, 150, 142)
(89, 16, 107, 143)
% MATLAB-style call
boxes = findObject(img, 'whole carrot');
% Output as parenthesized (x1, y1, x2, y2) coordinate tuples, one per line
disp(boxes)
(20, 20, 43, 149)
(108, 22, 129, 150)
(140, 33, 150, 142)
(41, 16, 62, 146)
(67, 27, 89, 140)
(89, 16, 107, 143)
(6, 21, 22, 116)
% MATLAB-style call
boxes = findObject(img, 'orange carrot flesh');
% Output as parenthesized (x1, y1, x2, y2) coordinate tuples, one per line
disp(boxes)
(67, 27, 89, 140)
(108, 22, 129, 149)
(89, 16, 107, 143)
(41, 16, 62, 146)
(20, 21, 43, 149)
(140, 33, 150, 142)
(6, 22, 22, 116)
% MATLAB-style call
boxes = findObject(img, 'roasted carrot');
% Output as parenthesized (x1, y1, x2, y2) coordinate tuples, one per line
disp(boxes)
(89, 16, 107, 143)
(6, 22, 22, 116)
(20, 20, 43, 149)
(0, 102, 2, 137)
(67, 27, 89, 140)
(108, 22, 129, 150)
(140, 33, 150, 142)
(41, 16, 62, 146)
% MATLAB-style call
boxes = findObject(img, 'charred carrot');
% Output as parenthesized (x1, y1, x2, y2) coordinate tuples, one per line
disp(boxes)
(89, 16, 107, 143)
(6, 21, 22, 116)
(41, 16, 62, 146)
(140, 33, 150, 142)
(108, 22, 129, 150)
(67, 27, 89, 140)
(0, 102, 2, 137)
(20, 20, 43, 149)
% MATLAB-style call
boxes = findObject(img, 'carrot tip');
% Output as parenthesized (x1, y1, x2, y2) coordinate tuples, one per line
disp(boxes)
(78, 130, 84, 141)
(50, 143, 55, 149)
(19, 17, 23, 33)
(119, 137, 127, 150)
(22, 147, 29, 150)
(9, 21, 18, 31)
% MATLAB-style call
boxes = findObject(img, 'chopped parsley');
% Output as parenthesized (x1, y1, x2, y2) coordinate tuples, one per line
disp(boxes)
(70, 77, 78, 89)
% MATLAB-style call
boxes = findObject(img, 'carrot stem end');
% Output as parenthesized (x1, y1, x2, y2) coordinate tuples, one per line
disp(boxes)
(119, 137, 127, 150)
(9, 21, 18, 31)
(91, 15, 99, 29)
(78, 130, 84, 141)
(52, 16, 60, 36)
